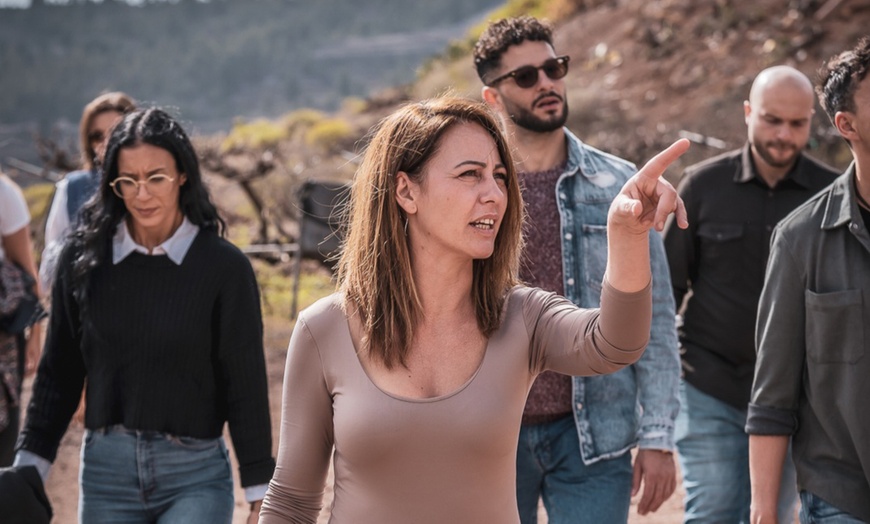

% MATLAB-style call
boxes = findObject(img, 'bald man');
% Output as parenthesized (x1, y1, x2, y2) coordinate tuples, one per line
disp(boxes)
(663, 66, 839, 523)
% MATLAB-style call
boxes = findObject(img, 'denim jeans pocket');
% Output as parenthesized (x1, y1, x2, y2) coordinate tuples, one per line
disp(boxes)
(800, 491, 865, 523)
(165, 434, 222, 451)
(83, 429, 98, 448)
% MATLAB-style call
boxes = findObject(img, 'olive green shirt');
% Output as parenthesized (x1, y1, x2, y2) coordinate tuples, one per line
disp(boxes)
(747, 166, 870, 522)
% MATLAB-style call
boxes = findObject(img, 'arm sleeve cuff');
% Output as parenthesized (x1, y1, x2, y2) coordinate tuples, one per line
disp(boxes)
(245, 483, 269, 503)
(13, 450, 52, 483)
(745, 403, 798, 435)
(637, 425, 675, 451)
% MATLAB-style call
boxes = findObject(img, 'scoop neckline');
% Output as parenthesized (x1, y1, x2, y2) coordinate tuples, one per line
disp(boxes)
(338, 307, 490, 404)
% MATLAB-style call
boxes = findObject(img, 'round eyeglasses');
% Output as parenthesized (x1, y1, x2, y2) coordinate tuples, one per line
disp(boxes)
(110, 174, 176, 199)
(487, 56, 570, 89)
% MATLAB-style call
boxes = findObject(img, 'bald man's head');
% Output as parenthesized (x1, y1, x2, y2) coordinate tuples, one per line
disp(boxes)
(748, 66, 814, 105)
(744, 66, 816, 171)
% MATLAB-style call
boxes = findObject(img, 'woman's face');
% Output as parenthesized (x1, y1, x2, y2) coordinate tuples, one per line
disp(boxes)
(399, 122, 508, 263)
(115, 143, 186, 237)
(88, 110, 124, 164)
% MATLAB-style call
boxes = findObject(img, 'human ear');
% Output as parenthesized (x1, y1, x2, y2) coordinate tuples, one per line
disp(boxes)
(743, 100, 752, 124)
(395, 171, 418, 215)
(834, 111, 858, 141)
(482, 86, 502, 110)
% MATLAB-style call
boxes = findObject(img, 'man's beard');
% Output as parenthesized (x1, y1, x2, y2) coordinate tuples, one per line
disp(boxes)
(753, 139, 801, 169)
(505, 92, 569, 133)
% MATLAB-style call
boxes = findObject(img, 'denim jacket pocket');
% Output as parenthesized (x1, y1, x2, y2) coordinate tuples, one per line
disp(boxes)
(581, 224, 608, 296)
(805, 288, 864, 364)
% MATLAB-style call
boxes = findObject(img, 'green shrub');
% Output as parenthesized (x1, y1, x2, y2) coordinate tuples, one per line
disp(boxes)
(282, 108, 325, 136)
(305, 118, 352, 152)
(222, 118, 288, 150)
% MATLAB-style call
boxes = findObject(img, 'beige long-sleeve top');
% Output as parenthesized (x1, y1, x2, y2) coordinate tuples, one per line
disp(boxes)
(260, 281, 651, 524)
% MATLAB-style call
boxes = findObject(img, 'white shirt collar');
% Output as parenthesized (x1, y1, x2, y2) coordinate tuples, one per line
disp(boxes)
(112, 216, 200, 265)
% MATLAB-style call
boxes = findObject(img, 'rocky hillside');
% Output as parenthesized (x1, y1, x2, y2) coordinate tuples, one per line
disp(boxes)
(409, 0, 866, 176)
(185, 0, 866, 248)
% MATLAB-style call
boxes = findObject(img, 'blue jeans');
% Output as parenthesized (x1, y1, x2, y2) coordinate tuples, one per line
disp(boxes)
(516, 415, 633, 524)
(800, 492, 867, 524)
(676, 381, 798, 524)
(79, 426, 234, 523)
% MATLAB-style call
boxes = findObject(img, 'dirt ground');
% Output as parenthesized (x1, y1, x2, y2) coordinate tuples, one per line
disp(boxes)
(21, 316, 685, 524)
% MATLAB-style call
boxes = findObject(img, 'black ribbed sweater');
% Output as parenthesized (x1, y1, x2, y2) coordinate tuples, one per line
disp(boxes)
(18, 231, 275, 487)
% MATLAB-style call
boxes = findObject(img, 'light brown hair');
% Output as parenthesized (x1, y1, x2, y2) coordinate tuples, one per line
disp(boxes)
(79, 91, 136, 170)
(337, 97, 524, 369)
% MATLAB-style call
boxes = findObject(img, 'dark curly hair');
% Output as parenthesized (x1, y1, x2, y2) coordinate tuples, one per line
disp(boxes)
(473, 16, 555, 85)
(816, 37, 870, 124)
(69, 108, 225, 309)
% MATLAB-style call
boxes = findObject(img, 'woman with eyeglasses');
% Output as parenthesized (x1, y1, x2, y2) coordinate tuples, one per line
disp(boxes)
(40, 92, 137, 293)
(258, 97, 689, 523)
(16, 108, 275, 523)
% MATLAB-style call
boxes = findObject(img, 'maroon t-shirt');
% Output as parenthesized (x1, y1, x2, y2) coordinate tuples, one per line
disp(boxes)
(518, 164, 574, 425)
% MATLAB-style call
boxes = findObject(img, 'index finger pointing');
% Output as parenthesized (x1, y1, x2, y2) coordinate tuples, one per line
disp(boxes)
(637, 138, 691, 182)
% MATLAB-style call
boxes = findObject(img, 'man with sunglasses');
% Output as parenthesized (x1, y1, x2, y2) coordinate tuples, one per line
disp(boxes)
(474, 16, 680, 524)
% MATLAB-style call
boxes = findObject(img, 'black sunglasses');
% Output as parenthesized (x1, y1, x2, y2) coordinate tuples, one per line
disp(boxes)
(487, 56, 570, 89)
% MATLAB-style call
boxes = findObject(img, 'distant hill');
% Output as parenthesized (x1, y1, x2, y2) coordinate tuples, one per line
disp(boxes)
(0, 0, 501, 165)
(5, 0, 867, 185)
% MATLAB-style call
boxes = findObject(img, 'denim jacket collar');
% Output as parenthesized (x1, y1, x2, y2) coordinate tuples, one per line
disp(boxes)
(563, 128, 635, 187)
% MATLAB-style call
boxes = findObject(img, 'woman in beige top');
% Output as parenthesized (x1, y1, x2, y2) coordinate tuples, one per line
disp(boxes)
(259, 97, 689, 524)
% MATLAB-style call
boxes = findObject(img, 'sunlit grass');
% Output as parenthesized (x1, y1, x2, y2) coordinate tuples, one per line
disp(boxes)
(252, 259, 335, 320)
(22, 182, 56, 222)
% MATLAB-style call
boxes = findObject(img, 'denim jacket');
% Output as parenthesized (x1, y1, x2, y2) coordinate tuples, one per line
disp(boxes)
(557, 129, 680, 463)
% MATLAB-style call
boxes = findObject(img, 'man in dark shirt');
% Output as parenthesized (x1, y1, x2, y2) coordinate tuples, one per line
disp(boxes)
(747, 37, 870, 524)
(663, 66, 839, 523)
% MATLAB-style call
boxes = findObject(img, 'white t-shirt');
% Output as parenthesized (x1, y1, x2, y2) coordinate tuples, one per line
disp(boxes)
(39, 177, 71, 290)
(0, 174, 31, 261)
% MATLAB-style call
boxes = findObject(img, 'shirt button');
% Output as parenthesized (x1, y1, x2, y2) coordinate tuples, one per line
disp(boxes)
(851, 223, 860, 231)
(565, 233, 573, 240)
(576, 403, 583, 410)
(567, 278, 575, 286)
(559, 193, 567, 200)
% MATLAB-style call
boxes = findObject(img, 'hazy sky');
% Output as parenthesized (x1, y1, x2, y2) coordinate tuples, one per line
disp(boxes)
(0, 0, 201, 7)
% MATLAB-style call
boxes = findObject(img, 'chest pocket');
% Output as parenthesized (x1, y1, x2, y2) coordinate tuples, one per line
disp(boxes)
(805, 289, 865, 364)
(697, 222, 744, 242)
(697, 222, 744, 284)
(582, 224, 608, 300)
